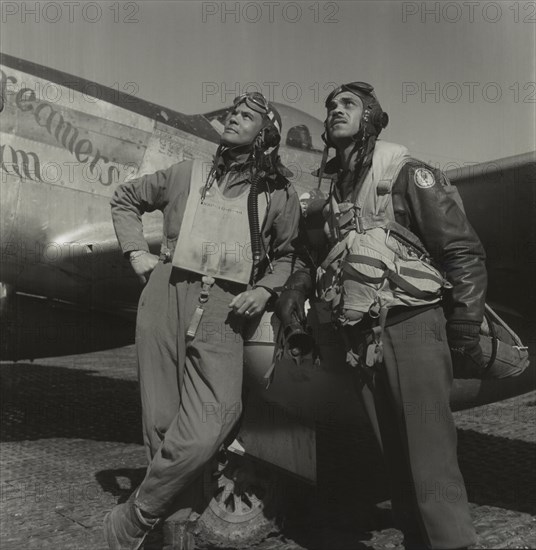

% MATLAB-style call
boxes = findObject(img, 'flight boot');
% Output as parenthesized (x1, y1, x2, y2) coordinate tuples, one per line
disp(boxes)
(103, 499, 159, 550)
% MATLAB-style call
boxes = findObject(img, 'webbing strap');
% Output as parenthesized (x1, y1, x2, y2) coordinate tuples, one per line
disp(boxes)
(344, 255, 439, 299)
(337, 209, 355, 229)
(374, 156, 410, 218)
(399, 266, 444, 285)
(343, 255, 444, 294)
(376, 155, 410, 196)
(384, 221, 429, 257)
(342, 261, 385, 285)
(321, 236, 351, 270)
(327, 191, 342, 242)
(484, 303, 524, 345)
(484, 308, 497, 372)
(386, 270, 437, 300)
(346, 254, 387, 269)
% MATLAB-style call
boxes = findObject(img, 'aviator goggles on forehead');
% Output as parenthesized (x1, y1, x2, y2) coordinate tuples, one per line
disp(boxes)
(233, 92, 281, 134)
(325, 81, 375, 106)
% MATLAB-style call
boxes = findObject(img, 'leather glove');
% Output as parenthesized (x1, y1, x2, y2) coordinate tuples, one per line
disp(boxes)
(275, 270, 313, 325)
(447, 321, 488, 378)
(275, 270, 314, 357)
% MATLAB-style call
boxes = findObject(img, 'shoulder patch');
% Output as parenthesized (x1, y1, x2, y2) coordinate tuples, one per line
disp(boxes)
(414, 167, 435, 189)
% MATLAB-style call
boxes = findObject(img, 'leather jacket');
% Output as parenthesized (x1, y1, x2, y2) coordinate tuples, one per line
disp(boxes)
(390, 159, 487, 326)
(304, 155, 487, 327)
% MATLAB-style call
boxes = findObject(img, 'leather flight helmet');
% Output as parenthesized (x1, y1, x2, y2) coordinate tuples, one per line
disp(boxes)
(232, 92, 282, 149)
(322, 81, 389, 146)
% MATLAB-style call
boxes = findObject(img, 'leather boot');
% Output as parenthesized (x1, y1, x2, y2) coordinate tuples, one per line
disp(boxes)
(103, 500, 158, 550)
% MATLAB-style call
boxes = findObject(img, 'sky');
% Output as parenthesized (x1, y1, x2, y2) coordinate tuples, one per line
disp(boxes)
(1, 0, 535, 168)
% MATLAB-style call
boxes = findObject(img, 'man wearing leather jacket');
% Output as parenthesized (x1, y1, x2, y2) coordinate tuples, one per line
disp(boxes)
(277, 82, 487, 549)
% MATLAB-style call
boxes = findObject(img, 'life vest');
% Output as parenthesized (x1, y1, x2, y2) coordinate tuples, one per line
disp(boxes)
(173, 160, 268, 285)
(317, 141, 452, 327)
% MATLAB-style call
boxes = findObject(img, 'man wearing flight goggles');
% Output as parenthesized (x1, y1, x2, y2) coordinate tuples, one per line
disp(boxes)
(276, 82, 486, 549)
(232, 91, 282, 132)
(106, 92, 302, 550)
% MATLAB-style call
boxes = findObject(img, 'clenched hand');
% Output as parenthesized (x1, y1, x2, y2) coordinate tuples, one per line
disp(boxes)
(129, 251, 159, 284)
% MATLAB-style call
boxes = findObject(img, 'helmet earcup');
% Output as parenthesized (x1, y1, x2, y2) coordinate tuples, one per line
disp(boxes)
(323, 102, 388, 146)
(364, 104, 389, 135)
(262, 124, 280, 148)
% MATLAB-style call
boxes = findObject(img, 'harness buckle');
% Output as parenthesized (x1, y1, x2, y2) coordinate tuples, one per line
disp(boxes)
(354, 211, 364, 234)
(199, 275, 216, 303)
(368, 301, 381, 319)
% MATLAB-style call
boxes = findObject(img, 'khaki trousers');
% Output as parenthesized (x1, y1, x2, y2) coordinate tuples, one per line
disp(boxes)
(133, 262, 244, 519)
(354, 307, 476, 549)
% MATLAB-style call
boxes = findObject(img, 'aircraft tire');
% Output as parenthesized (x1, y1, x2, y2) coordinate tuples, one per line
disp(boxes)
(197, 455, 282, 548)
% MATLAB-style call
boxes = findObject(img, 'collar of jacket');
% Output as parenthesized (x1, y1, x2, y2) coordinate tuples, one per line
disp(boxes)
(312, 132, 370, 178)
(214, 147, 253, 179)
(312, 154, 353, 182)
(213, 149, 291, 189)
(312, 155, 343, 179)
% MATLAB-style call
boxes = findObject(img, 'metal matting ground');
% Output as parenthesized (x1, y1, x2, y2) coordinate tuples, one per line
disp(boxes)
(1, 346, 535, 549)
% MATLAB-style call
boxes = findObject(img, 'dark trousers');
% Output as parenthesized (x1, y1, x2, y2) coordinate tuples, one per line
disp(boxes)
(354, 307, 476, 549)
(133, 262, 244, 519)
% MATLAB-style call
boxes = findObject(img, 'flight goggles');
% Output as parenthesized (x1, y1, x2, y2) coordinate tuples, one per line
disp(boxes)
(324, 82, 376, 107)
(233, 92, 281, 134)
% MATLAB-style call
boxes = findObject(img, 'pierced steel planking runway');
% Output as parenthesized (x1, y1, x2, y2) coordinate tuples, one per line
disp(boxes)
(1, 346, 535, 549)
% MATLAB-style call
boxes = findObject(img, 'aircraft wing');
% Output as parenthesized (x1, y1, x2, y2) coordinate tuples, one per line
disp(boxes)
(447, 152, 536, 321)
